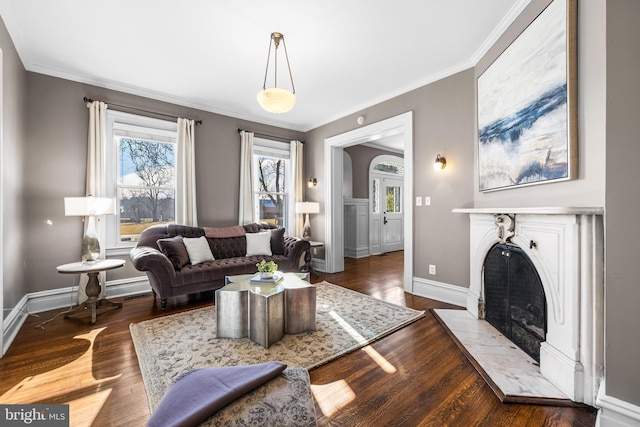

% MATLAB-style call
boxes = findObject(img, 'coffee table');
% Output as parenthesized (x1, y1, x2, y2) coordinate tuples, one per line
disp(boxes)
(215, 272, 316, 348)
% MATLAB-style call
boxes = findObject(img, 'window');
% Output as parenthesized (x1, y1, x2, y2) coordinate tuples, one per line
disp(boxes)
(373, 161, 405, 175)
(105, 111, 178, 251)
(253, 138, 291, 230)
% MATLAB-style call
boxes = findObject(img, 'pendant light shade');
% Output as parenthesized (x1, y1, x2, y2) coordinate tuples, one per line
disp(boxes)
(257, 88, 296, 114)
(258, 32, 296, 114)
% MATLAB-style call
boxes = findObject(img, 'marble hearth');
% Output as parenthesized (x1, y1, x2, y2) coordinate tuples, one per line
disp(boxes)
(448, 207, 604, 406)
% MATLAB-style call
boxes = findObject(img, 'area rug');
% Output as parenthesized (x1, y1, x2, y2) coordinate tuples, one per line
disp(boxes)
(130, 281, 424, 418)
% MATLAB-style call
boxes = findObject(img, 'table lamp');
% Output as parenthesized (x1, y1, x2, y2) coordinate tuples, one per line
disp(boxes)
(295, 202, 320, 241)
(64, 196, 115, 262)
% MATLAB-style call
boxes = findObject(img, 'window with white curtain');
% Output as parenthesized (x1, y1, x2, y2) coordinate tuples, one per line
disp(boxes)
(105, 110, 178, 252)
(253, 138, 291, 230)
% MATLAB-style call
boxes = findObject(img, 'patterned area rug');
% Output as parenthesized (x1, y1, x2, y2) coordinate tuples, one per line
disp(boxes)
(130, 281, 424, 424)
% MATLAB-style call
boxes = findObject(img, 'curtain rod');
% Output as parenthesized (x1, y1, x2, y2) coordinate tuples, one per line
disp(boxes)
(237, 128, 304, 144)
(83, 97, 203, 125)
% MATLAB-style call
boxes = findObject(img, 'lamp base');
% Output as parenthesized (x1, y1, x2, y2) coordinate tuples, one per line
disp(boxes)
(302, 213, 311, 241)
(82, 215, 101, 261)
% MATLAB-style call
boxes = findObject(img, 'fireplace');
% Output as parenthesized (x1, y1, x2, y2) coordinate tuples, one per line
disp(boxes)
(451, 207, 604, 406)
(484, 243, 546, 363)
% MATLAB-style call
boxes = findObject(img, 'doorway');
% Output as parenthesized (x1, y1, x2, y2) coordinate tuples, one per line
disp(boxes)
(324, 112, 413, 292)
(369, 155, 404, 255)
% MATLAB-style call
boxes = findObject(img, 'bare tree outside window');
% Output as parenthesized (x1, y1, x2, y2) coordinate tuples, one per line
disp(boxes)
(118, 138, 176, 241)
(256, 155, 286, 226)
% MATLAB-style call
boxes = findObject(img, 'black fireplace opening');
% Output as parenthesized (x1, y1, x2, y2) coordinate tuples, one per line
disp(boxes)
(483, 243, 547, 362)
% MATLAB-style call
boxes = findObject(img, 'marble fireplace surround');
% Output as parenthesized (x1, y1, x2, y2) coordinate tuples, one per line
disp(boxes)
(451, 207, 604, 406)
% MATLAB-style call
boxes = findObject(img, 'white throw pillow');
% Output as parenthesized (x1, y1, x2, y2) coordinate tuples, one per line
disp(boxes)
(246, 231, 272, 256)
(183, 236, 215, 265)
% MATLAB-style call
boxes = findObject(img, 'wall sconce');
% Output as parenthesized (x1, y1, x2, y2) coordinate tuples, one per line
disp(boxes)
(308, 177, 317, 188)
(434, 154, 447, 170)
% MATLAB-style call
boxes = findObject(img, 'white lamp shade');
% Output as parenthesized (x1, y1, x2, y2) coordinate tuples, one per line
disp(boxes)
(257, 88, 296, 114)
(296, 202, 320, 214)
(64, 197, 115, 216)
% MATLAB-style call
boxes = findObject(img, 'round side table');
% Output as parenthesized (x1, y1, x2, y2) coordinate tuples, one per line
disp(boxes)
(57, 259, 125, 324)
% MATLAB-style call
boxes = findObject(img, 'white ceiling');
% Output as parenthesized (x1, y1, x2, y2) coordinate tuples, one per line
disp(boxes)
(0, 0, 530, 133)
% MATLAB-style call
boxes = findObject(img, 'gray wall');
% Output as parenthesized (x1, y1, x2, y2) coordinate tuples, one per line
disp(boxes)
(305, 69, 475, 286)
(1, 16, 26, 318)
(23, 73, 304, 292)
(474, 0, 606, 208)
(605, 0, 640, 407)
(343, 145, 403, 199)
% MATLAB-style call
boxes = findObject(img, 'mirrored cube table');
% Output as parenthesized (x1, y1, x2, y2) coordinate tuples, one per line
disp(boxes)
(56, 259, 125, 324)
(216, 272, 316, 348)
(249, 284, 285, 348)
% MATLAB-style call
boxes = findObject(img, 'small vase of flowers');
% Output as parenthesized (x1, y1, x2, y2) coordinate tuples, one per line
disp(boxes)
(256, 260, 278, 279)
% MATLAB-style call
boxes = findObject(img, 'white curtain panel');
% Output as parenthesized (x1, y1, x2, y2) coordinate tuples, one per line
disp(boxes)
(289, 140, 305, 238)
(238, 131, 256, 225)
(82, 100, 108, 301)
(176, 118, 198, 226)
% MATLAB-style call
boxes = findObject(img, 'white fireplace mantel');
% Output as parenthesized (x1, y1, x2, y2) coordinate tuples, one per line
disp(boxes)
(452, 206, 604, 215)
(453, 207, 604, 406)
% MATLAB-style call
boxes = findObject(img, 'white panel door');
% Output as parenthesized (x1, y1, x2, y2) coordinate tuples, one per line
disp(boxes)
(382, 177, 404, 253)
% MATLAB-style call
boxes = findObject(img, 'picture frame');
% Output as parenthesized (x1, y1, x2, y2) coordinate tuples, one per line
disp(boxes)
(477, 0, 577, 192)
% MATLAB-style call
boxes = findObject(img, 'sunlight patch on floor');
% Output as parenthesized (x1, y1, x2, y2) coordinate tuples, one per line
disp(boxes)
(328, 311, 367, 344)
(329, 310, 397, 373)
(310, 380, 356, 417)
(66, 388, 112, 427)
(0, 327, 121, 410)
(362, 345, 397, 374)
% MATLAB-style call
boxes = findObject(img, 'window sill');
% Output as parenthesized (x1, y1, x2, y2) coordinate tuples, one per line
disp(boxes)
(107, 245, 136, 257)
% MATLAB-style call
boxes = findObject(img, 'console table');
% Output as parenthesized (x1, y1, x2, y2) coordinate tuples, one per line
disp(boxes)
(57, 259, 125, 324)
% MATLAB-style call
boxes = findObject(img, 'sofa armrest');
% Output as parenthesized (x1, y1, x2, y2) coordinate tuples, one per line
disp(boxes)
(283, 236, 310, 269)
(130, 246, 177, 297)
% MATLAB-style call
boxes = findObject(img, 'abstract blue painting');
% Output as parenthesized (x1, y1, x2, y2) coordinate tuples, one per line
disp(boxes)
(477, 0, 576, 191)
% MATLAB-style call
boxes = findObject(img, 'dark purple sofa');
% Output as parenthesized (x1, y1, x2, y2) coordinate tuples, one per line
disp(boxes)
(130, 223, 310, 310)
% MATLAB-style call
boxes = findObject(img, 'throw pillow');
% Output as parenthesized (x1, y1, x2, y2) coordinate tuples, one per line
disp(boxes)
(157, 236, 190, 270)
(246, 231, 272, 256)
(183, 236, 215, 265)
(270, 228, 286, 255)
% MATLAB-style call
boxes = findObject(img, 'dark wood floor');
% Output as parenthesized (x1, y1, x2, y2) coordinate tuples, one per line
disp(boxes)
(0, 251, 597, 426)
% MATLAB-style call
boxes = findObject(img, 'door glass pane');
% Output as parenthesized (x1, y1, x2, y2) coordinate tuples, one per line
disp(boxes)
(372, 179, 380, 213)
(386, 186, 402, 213)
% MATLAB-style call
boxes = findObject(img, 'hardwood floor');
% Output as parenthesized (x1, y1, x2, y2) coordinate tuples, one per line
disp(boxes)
(0, 251, 597, 426)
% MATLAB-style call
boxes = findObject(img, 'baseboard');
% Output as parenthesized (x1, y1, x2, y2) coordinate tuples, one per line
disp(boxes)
(540, 341, 583, 402)
(311, 258, 326, 273)
(596, 381, 640, 426)
(411, 277, 467, 307)
(344, 248, 370, 258)
(2, 278, 151, 356)
(2, 294, 29, 356)
(105, 276, 152, 299)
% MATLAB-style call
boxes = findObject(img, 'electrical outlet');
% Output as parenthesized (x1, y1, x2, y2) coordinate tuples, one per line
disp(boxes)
(416, 196, 422, 206)
(429, 264, 436, 275)
(424, 196, 431, 206)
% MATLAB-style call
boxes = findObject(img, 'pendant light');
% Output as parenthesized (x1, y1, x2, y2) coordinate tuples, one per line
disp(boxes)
(257, 32, 296, 114)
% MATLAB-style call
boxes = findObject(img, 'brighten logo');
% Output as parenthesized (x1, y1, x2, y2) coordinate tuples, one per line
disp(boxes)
(1, 405, 69, 426)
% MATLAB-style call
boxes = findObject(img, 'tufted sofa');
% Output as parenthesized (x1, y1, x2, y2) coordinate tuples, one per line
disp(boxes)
(130, 223, 310, 310)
